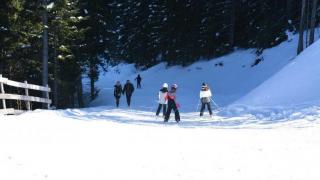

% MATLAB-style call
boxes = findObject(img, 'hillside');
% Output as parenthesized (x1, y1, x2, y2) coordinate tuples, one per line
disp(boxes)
(89, 32, 298, 111)
(235, 39, 320, 107)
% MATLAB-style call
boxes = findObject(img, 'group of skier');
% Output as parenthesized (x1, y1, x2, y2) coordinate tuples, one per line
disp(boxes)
(155, 82, 213, 122)
(114, 80, 135, 107)
(156, 83, 180, 122)
(113, 74, 142, 107)
(114, 74, 214, 122)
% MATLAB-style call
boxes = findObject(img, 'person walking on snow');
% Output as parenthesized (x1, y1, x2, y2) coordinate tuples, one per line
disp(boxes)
(114, 81, 122, 107)
(164, 84, 180, 123)
(135, 74, 142, 89)
(199, 83, 213, 117)
(122, 80, 135, 107)
(156, 83, 169, 117)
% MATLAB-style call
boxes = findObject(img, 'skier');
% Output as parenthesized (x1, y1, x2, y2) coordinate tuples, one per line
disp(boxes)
(199, 83, 213, 117)
(135, 74, 142, 89)
(156, 83, 169, 117)
(114, 81, 122, 107)
(122, 80, 135, 107)
(164, 84, 180, 123)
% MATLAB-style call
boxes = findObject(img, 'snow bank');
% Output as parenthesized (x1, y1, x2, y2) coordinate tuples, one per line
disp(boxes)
(235, 39, 320, 107)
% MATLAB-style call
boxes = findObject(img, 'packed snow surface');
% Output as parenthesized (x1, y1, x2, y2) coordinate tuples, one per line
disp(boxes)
(1, 108, 320, 180)
(2, 33, 320, 180)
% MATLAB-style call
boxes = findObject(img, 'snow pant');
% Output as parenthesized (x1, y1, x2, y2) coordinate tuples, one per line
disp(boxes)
(115, 97, 120, 107)
(156, 104, 167, 116)
(125, 94, 132, 107)
(164, 100, 180, 122)
(200, 102, 212, 116)
(137, 81, 141, 89)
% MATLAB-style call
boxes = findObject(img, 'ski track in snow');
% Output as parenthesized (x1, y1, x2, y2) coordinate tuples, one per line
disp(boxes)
(1, 107, 320, 180)
(4, 105, 319, 130)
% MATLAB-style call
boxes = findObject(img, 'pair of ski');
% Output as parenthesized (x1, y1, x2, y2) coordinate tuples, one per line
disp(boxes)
(197, 115, 215, 121)
(155, 115, 180, 123)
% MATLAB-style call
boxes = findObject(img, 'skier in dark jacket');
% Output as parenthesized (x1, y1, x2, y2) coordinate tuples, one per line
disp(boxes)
(122, 80, 135, 107)
(114, 81, 122, 107)
(135, 74, 142, 89)
(199, 83, 213, 117)
(164, 84, 180, 123)
(156, 83, 168, 117)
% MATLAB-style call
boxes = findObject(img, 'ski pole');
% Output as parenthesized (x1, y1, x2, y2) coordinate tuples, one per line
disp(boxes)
(152, 100, 159, 112)
(210, 98, 220, 109)
(196, 99, 201, 112)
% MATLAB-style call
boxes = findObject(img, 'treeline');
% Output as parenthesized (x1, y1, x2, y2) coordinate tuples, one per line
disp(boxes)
(0, 0, 87, 109)
(0, 0, 318, 109)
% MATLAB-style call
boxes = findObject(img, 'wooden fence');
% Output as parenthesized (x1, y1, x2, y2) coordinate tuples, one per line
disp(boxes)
(0, 74, 51, 115)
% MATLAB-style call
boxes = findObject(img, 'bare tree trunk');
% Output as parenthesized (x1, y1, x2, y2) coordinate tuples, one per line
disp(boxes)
(298, 0, 307, 54)
(42, 0, 49, 107)
(53, 43, 58, 108)
(42, 0, 48, 87)
(89, 61, 95, 100)
(77, 75, 84, 108)
(287, 0, 293, 20)
(90, 78, 95, 100)
(229, 0, 236, 48)
(306, 0, 310, 47)
(309, 0, 318, 45)
(71, 94, 75, 108)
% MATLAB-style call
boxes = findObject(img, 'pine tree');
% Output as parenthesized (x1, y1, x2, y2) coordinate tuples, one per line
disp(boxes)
(48, 0, 86, 108)
(79, 0, 113, 101)
(298, 0, 307, 54)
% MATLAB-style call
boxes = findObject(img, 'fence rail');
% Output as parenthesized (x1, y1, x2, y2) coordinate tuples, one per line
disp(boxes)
(0, 74, 51, 115)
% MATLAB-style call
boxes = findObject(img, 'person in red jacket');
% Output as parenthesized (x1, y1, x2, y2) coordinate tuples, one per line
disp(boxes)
(164, 84, 180, 123)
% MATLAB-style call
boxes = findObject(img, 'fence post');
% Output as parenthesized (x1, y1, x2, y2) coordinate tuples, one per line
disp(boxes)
(24, 81, 31, 111)
(46, 85, 50, 109)
(0, 74, 6, 109)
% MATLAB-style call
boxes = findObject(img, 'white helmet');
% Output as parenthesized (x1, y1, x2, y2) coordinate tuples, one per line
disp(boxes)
(163, 83, 168, 88)
(172, 84, 178, 89)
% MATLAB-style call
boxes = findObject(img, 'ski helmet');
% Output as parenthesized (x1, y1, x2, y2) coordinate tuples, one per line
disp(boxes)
(163, 83, 169, 88)
(201, 82, 207, 89)
(172, 84, 178, 89)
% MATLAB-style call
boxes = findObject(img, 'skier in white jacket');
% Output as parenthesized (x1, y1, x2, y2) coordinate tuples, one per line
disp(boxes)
(199, 83, 213, 117)
(156, 83, 169, 117)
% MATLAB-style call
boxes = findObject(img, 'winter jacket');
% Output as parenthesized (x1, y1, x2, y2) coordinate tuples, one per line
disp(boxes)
(166, 89, 177, 102)
(135, 75, 142, 82)
(166, 88, 180, 108)
(114, 84, 122, 98)
(158, 88, 168, 104)
(200, 88, 212, 103)
(123, 82, 135, 95)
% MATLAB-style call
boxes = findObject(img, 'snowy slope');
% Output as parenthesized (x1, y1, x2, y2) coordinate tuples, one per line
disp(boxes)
(2, 32, 320, 180)
(235, 39, 320, 107)
(1, 109, 320, 180)
(89, 33, 299, 111)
